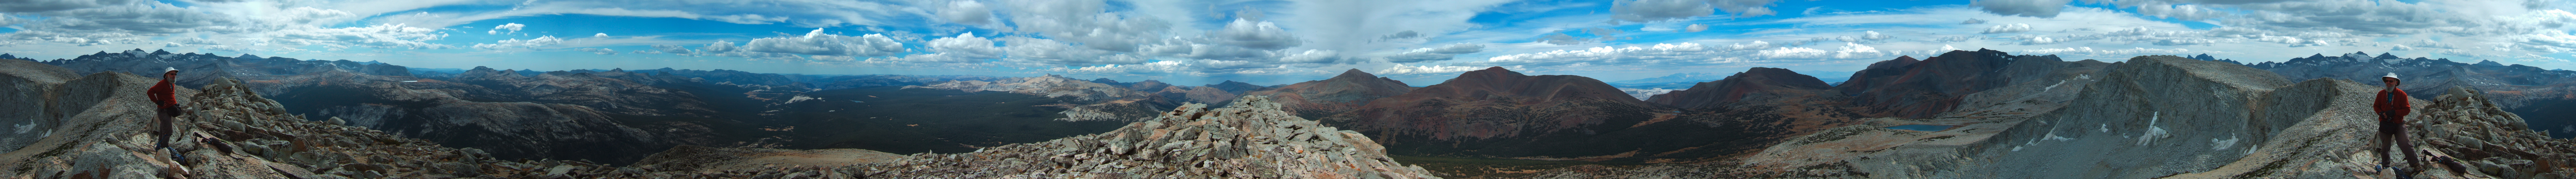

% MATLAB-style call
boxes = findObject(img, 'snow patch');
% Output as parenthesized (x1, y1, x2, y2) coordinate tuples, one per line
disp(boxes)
(2210, 135, 2240, 150)
(785, 95, 818, 104)
(2097, 124, 2109, 133)
(10, 122, 29, 134)
(2137, 112, 2171, 146)
(2042, 80, 2067, 91)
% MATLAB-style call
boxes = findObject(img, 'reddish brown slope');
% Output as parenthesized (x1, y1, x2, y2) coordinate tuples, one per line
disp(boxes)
(1240, 69, 1416, 118)
(1323, 67, 1665, 159)
(1645, 67, 1834, 109)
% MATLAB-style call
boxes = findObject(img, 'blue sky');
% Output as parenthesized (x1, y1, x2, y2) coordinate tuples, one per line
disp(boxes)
(2, 0, 2573, 86)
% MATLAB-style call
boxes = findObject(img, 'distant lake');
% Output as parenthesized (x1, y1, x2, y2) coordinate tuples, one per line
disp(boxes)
(1885, 124, 1955, 132)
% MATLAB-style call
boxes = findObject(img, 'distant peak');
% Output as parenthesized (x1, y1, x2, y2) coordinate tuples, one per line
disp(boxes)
(1484, 66, 1508, 71)
(1332, 68, 1380, 79)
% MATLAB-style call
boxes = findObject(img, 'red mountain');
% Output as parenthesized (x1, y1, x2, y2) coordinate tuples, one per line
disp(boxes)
(1239, 69, 1416, 118)
(1645, 67, 1834, 109)
(1322, 67, 1664, 159)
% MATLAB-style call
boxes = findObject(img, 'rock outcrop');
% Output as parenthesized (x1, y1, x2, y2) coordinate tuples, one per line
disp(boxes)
(846, 96, 1438, 178)
(1241, 69, 1417, 118)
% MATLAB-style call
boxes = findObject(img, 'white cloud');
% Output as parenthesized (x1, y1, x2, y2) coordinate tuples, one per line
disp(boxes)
(1205, 19, 1303, 50)
(471, 36, 564, 50)
(1829, 42, 1883, 59)
(488, 23, 524, 35)
(1758, 47, 1828, 59)
(1381, 64, 1485, 74)
(578, 47, 617, 55)
(741, 28, 906, 57)
(1984, 23, 2032, 34)
(1686, 24, 1710, 32)
(926, 32, 1004, 59)
(651, 44, 692, 55)
(591, 33, 608, 38)
(1279, 49, 1344, 64)
(938, 0, 994, 25)
(2016, 47, 2198, 57)
(1003, 36, 1147, 65)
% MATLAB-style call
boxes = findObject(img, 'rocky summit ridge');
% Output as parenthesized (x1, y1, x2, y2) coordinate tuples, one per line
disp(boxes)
(844, 95, 1438, 178)
(1, 58, 1436, 178)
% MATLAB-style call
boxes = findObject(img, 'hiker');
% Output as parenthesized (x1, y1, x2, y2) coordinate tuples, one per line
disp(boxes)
(2373, 72, 2422, 177)
(146, 67, 190, 178)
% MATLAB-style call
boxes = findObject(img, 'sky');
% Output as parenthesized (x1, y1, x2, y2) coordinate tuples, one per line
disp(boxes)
(1, 0, 2574, 86)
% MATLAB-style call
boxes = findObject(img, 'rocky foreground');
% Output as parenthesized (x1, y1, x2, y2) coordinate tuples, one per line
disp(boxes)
(0, 58, 1433, 178)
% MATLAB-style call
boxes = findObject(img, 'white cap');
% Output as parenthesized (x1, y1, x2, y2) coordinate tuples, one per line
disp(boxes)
(164, 67, 177, 72)
(2382, 72, 2399, 80)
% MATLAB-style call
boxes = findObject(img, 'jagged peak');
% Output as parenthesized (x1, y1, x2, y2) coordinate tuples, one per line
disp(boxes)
(236, 54, 261, 59)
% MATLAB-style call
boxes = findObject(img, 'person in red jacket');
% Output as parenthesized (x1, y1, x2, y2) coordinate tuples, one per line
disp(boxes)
(2374, 72, 2421, 177)
(147, 68, 191, 178)
(147, 68, 181, 148)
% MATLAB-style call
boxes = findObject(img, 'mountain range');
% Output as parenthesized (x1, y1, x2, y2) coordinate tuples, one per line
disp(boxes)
(7, 48, 2575, 178)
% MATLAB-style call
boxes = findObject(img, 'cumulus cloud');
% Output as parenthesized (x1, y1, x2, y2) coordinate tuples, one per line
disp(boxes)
(742, 28, 906, 57)
(1983, 23, 2032, 34)
(591, 33, 608, 38)
(1480, 42, 1815, 67)
(1828, 42, 1883, 59)
(471, 36, 564, 50)
(1206, 19, 1303, 50)
(579, 47, 617, 55)
(1758, 47, 1828, 59)
(1279, 49, 1343, 64)
(488, 23, 524, 35)
(651, 44, 692, 55)
(1003, 36, 1148, 65)
(1971, 0, 2074, 18)
(1001, 0, 1170, 53)
(938, 0, 994, 25)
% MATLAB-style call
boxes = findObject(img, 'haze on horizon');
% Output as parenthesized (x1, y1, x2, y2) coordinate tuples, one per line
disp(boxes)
(1, 0, 2573, 86)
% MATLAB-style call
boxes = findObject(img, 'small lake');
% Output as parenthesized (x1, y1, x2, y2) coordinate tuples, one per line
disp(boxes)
(1885, 124, 1956, 132)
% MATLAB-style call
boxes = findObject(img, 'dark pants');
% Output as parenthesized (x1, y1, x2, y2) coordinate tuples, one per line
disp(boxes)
(2375, 118, 2421, 170)
(155, 107, 177, 149)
